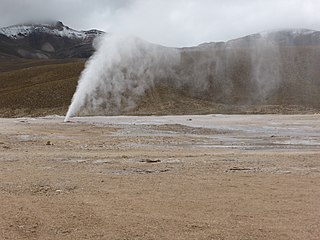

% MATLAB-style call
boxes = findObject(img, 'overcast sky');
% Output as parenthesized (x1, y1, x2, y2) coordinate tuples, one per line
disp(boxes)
(1, 0, 320, 47)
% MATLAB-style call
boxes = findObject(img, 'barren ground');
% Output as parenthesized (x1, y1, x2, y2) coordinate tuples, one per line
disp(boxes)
(1, 114, 320, 240)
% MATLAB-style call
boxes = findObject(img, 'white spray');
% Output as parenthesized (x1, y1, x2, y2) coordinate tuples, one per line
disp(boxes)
(64, 34, 180, 122)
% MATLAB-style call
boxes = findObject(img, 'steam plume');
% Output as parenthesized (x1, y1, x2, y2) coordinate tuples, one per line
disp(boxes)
(65, 33, 283, 121)
(64, 34, 180, 122)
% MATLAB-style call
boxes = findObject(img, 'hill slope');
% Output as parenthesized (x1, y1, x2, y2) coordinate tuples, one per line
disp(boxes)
(0, 59, 84, 117)
(0, 29, 320, 117)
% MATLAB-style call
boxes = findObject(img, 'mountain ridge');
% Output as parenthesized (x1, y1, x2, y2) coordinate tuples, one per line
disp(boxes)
(194, 28, 320, 49)
(1, 21, 320, 59)
(0, 21, 104, 59)
(0, 21, 103, 40)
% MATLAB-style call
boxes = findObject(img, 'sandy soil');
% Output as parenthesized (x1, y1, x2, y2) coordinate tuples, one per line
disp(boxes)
(1, 114, 320, 240)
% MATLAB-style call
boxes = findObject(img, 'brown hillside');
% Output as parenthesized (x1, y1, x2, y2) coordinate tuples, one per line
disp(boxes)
(1, 45, 320, 117)
(0, 59, 84, 117)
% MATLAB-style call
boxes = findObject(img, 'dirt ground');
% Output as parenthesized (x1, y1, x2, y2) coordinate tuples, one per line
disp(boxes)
(0, 114, 319, 240)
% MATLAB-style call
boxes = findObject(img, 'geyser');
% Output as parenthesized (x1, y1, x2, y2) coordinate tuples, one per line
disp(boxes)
(65, 32, 285, 121)
(64, 34, 180, 122)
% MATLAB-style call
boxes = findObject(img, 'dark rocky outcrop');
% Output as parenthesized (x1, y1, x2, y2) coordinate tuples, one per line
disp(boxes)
(0, 21, 104, 59)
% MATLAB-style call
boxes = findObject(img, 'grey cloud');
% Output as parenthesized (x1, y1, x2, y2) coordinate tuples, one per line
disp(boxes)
(1, 0, 320, 46)
(0, 0, 132, 29)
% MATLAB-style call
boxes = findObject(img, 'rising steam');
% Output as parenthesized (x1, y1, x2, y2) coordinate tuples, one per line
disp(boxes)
(65, 33, 283, 121)
(64, 34, 180, 122)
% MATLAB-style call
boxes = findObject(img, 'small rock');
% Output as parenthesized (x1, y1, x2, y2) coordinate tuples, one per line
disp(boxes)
(140, 159, 161, 163)
(227, 167, 253, 172)
(46, 141, 53, 145)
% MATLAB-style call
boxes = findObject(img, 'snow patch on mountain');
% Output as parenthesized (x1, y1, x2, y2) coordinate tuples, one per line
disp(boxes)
(0, 24, 84, 39)
(0, 21, 102, 40)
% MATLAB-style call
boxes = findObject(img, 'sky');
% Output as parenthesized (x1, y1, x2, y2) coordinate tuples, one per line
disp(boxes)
(1, 0, 320, 47)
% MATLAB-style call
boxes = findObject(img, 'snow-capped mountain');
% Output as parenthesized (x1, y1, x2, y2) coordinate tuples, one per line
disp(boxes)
(0, 21, 104, 59)
(0, 21, 86, 39)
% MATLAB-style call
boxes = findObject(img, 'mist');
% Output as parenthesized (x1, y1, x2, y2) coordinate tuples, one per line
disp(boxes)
(65, 32, 286, 120)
